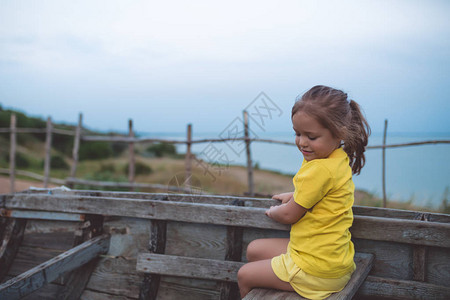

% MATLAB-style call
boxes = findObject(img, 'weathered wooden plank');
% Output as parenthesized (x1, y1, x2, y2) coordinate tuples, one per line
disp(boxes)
(2, 279, 64, 300)
(57, 214, 105, 300)
(24, 219, 81, 234)
(426, 246, 450, 286)
(21, 231, 75, 250)
(357, 275, 450, 300)
(137, 253, 242, 282)
(0, 218, 26, 282)
(7, 246, 64, 276)
(5, 194, 450, 247)
(22, 189, 450, 223)
(157, 280, 220, 300)
(244, 288, 305, 300)
(0, 234, 110, 300)
(86, 263, 143, 298)
(81, 289, 137, 300)
(0, 209, 85, 222)
(140, 253, 372, 298)
(45, 190, 269, 207)
(351, 215, 450, 247)
(161, 275, 220, 294)
(165, 222, 226, 259)
(5, 194, 287, 230)
(352, 238, 413, 280)
(244, 253, 374, 300)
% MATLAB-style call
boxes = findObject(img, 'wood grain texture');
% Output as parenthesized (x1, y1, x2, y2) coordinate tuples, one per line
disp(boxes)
(165, 222, 226, 259)
(81, 289, 137, 300)
(244, 288, 306, 300)
(86, 263, 143, 298)
(137, 253, 243, 282)
(157, 280, 220, 300)
(426, 246, 450, 286)
(352, 238, 413, 280)
(5, 194, 450, 247)
(0, 234, 110, 300)
(357, 275, 450, 300)
(21, 231, 75, 250)
(22, 189, 450, 223)
(7, 246, 64, 276)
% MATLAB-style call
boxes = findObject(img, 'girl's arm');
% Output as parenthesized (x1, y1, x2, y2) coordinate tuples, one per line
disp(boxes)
(272, 192, 294, 204)
(265, 198, 306, 224)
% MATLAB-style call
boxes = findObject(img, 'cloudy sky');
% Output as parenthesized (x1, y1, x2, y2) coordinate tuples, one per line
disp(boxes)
(1, 0, 449, 135)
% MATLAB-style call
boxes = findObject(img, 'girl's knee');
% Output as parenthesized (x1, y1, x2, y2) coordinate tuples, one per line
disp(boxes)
(237, 264, 250, 285)
(246, 239, 263, 262)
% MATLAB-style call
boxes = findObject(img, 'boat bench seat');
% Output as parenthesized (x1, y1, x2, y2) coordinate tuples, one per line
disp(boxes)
(136, 252, 374, 300)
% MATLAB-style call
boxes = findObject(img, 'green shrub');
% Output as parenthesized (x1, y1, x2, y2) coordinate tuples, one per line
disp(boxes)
(123, 162, 153, 175)
(40, 154, 69, 169)
(146, 142, 177, 157)
(52, 134, 74, 156)
(6, 152, 30, 168)
(79, 142, 113, 160)
(111, 142, 127, 157)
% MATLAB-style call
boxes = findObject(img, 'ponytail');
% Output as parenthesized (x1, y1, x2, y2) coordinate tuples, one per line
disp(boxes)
(343, 100, 371, 175)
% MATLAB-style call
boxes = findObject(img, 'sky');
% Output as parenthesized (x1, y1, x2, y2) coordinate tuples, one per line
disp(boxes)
(1, 0, 450, 135)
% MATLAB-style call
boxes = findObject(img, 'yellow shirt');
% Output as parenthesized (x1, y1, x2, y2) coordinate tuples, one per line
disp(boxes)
(289, 147, 356, 278)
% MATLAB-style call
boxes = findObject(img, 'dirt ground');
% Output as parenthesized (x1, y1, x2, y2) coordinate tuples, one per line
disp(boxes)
(0, 176, 57, 194)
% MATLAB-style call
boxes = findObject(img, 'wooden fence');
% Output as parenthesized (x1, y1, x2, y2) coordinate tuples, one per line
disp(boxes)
(1, 113, 449, 207)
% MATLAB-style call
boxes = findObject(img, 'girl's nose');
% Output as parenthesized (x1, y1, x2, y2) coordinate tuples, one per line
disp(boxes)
(297, 135, 307, 147)
(300, 135, 307, 146)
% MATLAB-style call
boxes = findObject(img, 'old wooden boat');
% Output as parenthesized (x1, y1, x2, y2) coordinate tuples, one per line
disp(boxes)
(0, 188, 449, 299)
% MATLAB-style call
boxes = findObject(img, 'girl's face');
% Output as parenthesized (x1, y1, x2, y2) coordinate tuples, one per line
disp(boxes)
(292, 111, 340, 161)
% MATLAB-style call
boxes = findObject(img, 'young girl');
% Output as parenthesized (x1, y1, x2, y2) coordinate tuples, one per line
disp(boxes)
(237, 85, 370, 299)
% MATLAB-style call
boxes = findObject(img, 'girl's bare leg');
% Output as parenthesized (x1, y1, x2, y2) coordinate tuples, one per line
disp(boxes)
(246, 238, 289, 262)
(237, 259, 295, 298)
(238, 238, 291, 298)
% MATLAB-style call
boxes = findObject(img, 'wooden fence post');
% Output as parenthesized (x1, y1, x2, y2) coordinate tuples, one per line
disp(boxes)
(43, 117, 53, 188)
(128, 119, 135, 191)
(244, 111, 254, 197)
(69, 113, 82, 188)
(382, 119, 388, 208)
(185, 124, 192, 187)
(9, 114, 16, 193)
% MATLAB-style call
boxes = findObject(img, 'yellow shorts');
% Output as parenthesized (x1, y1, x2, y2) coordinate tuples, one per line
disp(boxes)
(271, 251, 352, 300)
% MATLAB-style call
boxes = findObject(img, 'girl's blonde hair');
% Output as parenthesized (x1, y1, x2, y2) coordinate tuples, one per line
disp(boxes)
(292, 85, 371, 175)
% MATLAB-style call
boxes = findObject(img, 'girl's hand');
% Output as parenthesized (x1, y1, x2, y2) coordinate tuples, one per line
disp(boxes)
(272, 192, 294, 204)
(265, 206, 276, 218)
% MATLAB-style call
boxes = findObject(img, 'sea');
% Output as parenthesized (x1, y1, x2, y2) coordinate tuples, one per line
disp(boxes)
(139, 131, 450, 209)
